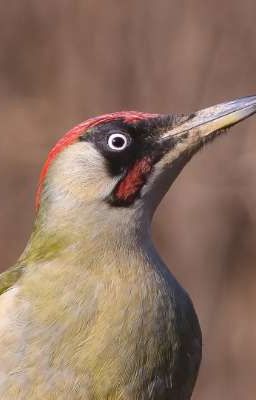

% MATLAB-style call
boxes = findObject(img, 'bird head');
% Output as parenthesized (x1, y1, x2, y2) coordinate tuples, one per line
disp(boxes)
(35, 96, 256, 239)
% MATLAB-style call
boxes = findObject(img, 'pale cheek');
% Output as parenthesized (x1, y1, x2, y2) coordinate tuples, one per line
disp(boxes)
(47, 142, 117, 203)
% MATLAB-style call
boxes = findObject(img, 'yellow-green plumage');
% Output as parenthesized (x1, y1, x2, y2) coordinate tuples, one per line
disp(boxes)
(0, 228, 200, 399)
(2, 97, 255, 399)
(0, 265, 24, 296)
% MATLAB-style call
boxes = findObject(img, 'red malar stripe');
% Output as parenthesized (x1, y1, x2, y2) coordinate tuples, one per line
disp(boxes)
(115, 157, 152, 202)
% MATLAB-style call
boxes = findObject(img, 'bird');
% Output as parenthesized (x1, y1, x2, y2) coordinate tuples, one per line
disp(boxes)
(0, 96, 256, 400)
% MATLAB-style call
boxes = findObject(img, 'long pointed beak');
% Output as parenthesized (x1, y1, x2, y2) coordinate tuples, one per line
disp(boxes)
(162, 95, 256, 140)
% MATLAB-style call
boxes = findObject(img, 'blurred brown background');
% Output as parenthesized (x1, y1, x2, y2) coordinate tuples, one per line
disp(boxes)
(1, 1, 256, 398)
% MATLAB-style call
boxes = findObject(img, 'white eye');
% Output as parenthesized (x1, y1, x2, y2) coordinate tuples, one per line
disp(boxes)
(107, 133, 128, 151)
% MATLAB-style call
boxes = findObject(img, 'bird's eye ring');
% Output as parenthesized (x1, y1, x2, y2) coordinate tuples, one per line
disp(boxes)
(107, 133, 128, 151)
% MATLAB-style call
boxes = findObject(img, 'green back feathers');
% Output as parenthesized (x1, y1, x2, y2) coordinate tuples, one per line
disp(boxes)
(0, 227, 68, 296)
(0, 264, 24, 295)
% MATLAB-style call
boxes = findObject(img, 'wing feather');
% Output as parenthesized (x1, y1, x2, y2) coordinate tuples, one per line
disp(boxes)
(0, 265, 24, 295)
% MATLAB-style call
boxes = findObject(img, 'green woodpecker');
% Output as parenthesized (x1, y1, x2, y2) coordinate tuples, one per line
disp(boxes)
(1, 96, 256, 399)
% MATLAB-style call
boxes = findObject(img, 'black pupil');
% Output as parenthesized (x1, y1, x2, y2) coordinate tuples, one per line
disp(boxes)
(112, 136, 125, 148)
